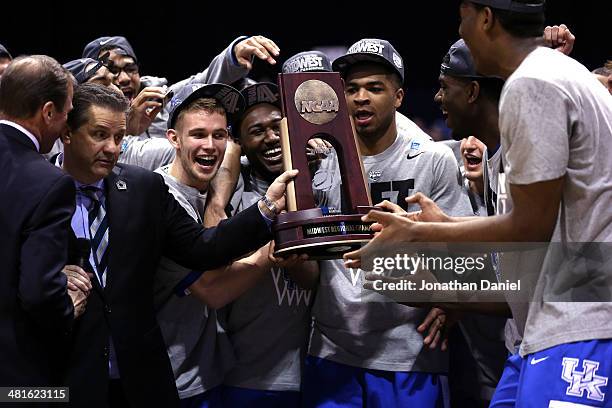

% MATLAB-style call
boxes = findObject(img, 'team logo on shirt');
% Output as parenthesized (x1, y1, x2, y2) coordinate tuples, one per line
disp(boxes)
(271, 267, 312, 307)
(561, 357, 608, 402)
(368, 170, 383, 182)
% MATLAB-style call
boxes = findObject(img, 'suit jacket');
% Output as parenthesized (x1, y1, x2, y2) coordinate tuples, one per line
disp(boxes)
(64, 163, 272, 408)
(0, 123, 75, 387)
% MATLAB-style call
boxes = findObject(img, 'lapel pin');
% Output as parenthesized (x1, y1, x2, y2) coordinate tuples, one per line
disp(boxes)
(116, 180, 127, 191)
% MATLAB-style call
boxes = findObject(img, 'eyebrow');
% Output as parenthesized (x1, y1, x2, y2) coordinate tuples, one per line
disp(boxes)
(247, 117, 281, 132)
(347, 80, 386, 87)
(188, 127, 228, 134)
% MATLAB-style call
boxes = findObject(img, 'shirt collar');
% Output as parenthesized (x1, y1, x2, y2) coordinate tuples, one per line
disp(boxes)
(54, 152, 105, 193)
(0, 120, 41, 152)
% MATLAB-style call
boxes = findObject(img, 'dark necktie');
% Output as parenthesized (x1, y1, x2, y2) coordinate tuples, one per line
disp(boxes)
(80, 186, 109, 287)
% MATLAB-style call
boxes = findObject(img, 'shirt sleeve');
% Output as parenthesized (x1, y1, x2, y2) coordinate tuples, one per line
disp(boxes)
(500, 77, 573, 185)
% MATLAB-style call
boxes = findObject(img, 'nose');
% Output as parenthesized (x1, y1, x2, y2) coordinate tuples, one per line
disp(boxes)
(200, 135, 216, 152)
(264, 127, 280, 144)
(465, 136, 478, 148)
(434, 88, 443, 104)
(114, 70, 130, 86)
(103, 137, 121, 156)
(353, 88, 369, 105)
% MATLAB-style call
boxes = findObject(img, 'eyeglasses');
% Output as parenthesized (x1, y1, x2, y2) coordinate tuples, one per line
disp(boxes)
(106, 62, 139, 77)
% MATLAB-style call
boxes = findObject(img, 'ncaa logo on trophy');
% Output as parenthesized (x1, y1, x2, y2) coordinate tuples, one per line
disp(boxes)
(273, 72, 380, 259)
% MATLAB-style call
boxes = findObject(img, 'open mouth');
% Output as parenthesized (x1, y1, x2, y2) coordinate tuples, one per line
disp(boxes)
(121, 88, 134, 100)
(262, 146, 282, 163)
(354, 110, 374, 126)
(195, 156, 217, 168)
(464, 152, 482, 170)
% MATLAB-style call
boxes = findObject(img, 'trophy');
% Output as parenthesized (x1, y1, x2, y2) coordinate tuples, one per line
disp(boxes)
(273, 72, 378, 259)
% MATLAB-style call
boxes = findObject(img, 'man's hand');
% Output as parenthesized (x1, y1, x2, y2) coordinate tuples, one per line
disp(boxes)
(306, 138, 333, 167)
(344, 211, 418, 270)
(262, 169, 299, 214)
(543, 24, 575, 56)
(405, 193, 452, 223)
(127, 86, 167, 135)
(62, 265, 92, 319)
(268, 240, 309, 268)
(417, 307, 462, 351)
(234, 36, 280, 70)
(68, 288, 89, 319)
(63, 265, 92, 294)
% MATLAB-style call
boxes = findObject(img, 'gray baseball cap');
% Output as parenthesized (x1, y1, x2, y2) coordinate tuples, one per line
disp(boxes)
(167, 83, 245, 129)
(469, 0, 545, 13)
(333, 38, 404, 82)
(282, 51, 332, 73)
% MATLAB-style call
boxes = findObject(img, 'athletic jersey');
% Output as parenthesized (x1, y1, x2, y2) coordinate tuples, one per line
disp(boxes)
(309, 129, 473, 372)
(153, 165, 235, 399)
(499, 46, 612, 357)
(222, 166, 313, 392)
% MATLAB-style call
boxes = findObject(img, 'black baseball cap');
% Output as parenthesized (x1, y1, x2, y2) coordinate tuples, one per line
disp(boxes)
(440, 39, 485, 78)
(241, 82, 280, 111)
(167, 83, 245, 129)
(469, 0, 545, 13)
(282, 51, 332, 73)
(0, 43, 11, 59)
(333, 38, 404, 82)
(82, 36, 138, 62)
(63, 58, 105, 84)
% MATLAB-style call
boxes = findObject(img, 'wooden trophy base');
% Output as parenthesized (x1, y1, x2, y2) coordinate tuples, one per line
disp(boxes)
(272, 207, 378, 260)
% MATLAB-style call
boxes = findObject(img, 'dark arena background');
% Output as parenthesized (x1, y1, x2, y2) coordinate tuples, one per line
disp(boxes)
(0, 0, 605, 139)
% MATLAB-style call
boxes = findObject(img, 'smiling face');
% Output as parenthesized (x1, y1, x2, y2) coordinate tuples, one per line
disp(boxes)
(239, 103, 282, 181)
(63, 105, 126, 184)
(104, 49, 140, 101)
(434, 74, 475, 140)
(344, 63, 403, 142)
(168, 106, 228, 192)
(460, 135, 486, 182)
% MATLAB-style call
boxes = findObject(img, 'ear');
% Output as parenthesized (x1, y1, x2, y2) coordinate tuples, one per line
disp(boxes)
(481, 6, 495, 33)
(60, 126, 71, 145)
(607, 75, 612, 94)
(41, 101, 55, 125)
(394, 87, 405, 109)
(166, 128, 180, 149)
(467, 81, 481, 103)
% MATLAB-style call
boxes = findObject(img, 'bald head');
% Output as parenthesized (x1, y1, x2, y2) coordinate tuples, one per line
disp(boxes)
(0, 55, 73, 120)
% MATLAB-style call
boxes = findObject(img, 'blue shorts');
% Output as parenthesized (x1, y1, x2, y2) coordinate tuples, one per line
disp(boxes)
(490, 352, 522, 408)
(180, 387, 222, 408)
(302, 355, 448, 408)
(496, 339, 612, 407)
(220, 385, 300, 408)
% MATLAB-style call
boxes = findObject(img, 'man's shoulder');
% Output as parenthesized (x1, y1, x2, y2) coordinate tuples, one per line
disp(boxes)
(110, 162, 164, 189)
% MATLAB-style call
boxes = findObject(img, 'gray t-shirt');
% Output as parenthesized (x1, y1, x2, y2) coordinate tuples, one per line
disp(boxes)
(154, 165, 235, 399)
(222, 167, 313, 391)
(498, 47, 612, 356)
(309, 129, 473, 372)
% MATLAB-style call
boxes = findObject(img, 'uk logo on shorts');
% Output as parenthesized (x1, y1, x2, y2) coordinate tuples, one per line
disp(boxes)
(561, 358, 608, 402)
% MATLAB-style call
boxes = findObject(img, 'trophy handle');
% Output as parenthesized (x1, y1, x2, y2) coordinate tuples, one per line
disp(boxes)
(280, 117, 298, 212)
(349, 119, 373, 207)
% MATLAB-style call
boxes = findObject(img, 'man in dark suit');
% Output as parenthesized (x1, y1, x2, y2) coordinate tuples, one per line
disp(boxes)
(55, 82, 293, 407)
(0, 55, 77, 387)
